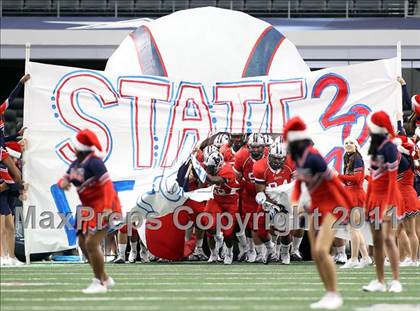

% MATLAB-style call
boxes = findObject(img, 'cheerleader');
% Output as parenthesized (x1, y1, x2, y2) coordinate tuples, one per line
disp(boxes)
(58, 129, 121, 293)
(284, 117, 352, 310)
(363, 111, 402, 293)
(395, 135, 419, 266)
(338, 137, 371, 269)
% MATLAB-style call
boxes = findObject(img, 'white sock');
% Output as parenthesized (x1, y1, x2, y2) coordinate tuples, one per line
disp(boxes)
(210, 247, 217, 257)
(215, 235, 223, 251)
(130, 242, 137, 254)
(337, 245, 345, 255)
(276, 244, 281, 256)
(264, 241, 274, 252)
(236, 232, 248, 248)
(247, 237, 255, 251)
(255, 244, 263, 255)
(292, 236, 303, 252)
(196, 237, 204, 248)
(280, 242, 292, 254)
(225, 244, 233, 256)
(118, 244, 127, 258)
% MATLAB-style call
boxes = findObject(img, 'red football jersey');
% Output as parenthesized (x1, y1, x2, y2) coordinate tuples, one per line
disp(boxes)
(213, 163, 240, 203)
(233, 147, 260, 195)
(220, 144, 247, 165)
(253, 157, 294, 188)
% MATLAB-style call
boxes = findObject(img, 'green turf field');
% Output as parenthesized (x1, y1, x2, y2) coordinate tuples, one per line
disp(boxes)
(1, 262, 419, 311)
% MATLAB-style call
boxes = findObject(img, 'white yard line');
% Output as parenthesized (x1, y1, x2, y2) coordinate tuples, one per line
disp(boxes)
(2, 271, 418, 277)
(0, 288, 331, 293)
(2, 281, 420, 286)
(2, 273, 420, 284)
(2, 296, 420, 302)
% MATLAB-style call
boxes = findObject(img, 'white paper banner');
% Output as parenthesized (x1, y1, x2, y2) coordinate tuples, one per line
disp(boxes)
(23, 57, 401, 254)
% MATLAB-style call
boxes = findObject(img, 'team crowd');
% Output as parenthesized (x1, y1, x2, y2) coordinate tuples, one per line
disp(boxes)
(0, 74, 420, 308)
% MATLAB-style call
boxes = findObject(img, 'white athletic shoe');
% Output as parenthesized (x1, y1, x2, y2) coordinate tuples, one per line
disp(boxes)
(224, 252, 233, 265)
(264, 248, 278, 264)
(112, 256, 125, 264)
(388, 280, 403, 293)
(207, 250, 220, 263)
(8, 257, 24, 266)
(105, 255, 117, 263)
(82, 278, 107, 294)
(280, 252, 290, 265)
(310, 292, 343, 310)
(104, 276, 115, 289)
(340, 258, 359, 269)
(237, 245, 250, 262)
(0, 256, 11, 266)
(280, 243, 291, 265)
(191, 247, 208, 261)
(362, 280, 386, 292)
(355, 257, 372, 269)
(255, 252, 265, 263)
(290, 249, 303, 261)
(128, 252, 137, 263)
(400, 258, 417, 267)
(246, 249, 257, 263)
(334, 253, 347, 265)
(219, 244, 226, 261)
(140, 250, 151, 263)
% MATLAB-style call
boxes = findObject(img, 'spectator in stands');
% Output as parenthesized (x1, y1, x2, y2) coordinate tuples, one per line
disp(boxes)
(0, 74, 30, 185)
(0, 141, 24, 266)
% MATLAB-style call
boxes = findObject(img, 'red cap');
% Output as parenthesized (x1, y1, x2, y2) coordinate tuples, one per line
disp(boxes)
(394, 135, 415, 157)
(367, 111, 395, 138)
(5, 141, 22, 158)
(71, 129, 102, 152)
(283, 117, 310, 142)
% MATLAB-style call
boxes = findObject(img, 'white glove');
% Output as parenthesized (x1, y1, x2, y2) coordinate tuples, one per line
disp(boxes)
(255, 192, 267, 205)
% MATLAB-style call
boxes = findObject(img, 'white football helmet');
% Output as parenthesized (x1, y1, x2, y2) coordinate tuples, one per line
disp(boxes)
(213, 133, 229, 148)
(247, 133, 265, 147)
(248, 133, 265, 160)
(263, 134, 274, 147)
(273, 135, 283, 146)
(205, 151, 224, 175)
(268, 142, 287, 170)
(203, 145, 219, 162)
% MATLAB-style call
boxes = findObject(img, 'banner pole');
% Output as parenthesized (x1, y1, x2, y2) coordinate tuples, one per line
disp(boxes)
(23, 43, 31, 265)
(396, 41, 403, 116)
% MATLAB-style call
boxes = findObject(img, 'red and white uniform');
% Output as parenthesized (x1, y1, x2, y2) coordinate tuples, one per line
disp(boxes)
(292, 146, 352, 224)
(220, 144, 247, 165)
(338, 154, 366, 208)
(252, 157, 294, 237)
(233, 148, 261, 230)
(397, 154, 419, 218)
(205, 163, 240, 237)
(366, 139, 403, 222)
(253, 156, 294, 188)
(58, 153, 121, 233)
